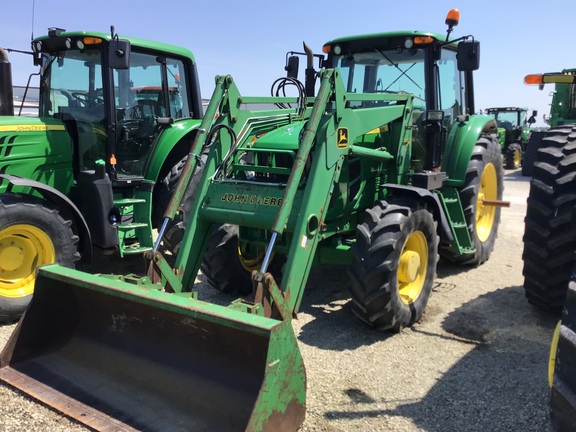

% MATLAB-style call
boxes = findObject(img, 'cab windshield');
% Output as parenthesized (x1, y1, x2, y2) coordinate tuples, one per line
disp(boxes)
(488, 111, 522, 129)
(333, 46, 465, 125)
(332, 44, 465, 169)
(39, 48, 106, 172)
(334, 48, 426, 108)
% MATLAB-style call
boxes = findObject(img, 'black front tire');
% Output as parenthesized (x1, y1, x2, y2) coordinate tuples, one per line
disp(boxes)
(0, 194, 79, 322)
(522, 125, 576, 309)
(200, 224, 284, 296)
(441, 135, 504, 266)
(348, 200, 439, 332)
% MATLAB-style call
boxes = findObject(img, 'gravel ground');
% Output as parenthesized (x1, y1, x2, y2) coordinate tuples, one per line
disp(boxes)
(0, 169, 557, 431)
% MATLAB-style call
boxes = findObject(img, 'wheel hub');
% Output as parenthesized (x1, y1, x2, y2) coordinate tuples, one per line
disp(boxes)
(0, 244, 25, 272)
(399, 250, 421, 283)
(476, 162, 498, 243)
(0, 224, 56, 297)
(397, 231, 429, 305)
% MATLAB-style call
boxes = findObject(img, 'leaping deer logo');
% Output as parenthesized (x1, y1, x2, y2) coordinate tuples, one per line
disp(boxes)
(337, 128, 349, 148)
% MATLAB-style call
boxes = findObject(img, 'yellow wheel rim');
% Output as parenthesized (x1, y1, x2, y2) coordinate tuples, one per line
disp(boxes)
(398, 231, 428, 305)
(549, 320, 561, 388)
(514, 149, 521, 166)
(238, 245, 267, 273)
(476, 162, 498, 243)
(0, 224, 56, 298)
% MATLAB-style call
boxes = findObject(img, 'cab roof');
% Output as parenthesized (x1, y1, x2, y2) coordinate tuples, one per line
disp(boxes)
(324, 30, 450, 46)
(33, 30, 195, 62)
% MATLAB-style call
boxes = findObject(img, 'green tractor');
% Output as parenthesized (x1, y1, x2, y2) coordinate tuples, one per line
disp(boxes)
(526, 69, 576, 129)
(484, 106, 536, 170)
(522, 123, 576, 432)
(0, 9, 506, 431)
(522, 72, 576, 431)
(0, 28, 205, 322)
(521, 69, 576, 176)
(522, 72, 576, 308)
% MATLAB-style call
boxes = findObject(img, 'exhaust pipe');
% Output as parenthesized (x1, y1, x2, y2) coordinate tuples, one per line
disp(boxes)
(0, 47, 14, 116)
(303, 42, 316, 98)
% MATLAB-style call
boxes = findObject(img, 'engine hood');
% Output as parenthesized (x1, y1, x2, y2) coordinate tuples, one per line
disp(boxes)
(251, 122, 305, 151)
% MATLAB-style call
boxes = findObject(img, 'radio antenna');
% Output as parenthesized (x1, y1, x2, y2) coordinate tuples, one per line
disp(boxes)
(31, 0, 35, 41)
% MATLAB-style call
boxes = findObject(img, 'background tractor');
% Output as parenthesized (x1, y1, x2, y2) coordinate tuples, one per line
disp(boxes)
(522, 69, 576, 176)
(522, 123, 576, 432)
(522, 71, 576, 431)
(522, 72, 576, 308)
(0, 28, 205, 321)
(0, 9, 506, 431)
(485, 106, 536, 169)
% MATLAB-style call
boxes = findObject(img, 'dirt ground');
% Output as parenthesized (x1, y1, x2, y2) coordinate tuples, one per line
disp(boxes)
(0, 169, 558, 431)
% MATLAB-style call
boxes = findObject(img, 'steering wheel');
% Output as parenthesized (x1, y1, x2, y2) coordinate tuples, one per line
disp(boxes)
(60, 89, 104, 109)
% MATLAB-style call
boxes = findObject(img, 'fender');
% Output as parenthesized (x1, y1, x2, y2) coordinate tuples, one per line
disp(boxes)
(145, 118, 203, 183)
(383, 183, 454, 243)
(441, 114, 498, 187)
(0, 174, 92, 263)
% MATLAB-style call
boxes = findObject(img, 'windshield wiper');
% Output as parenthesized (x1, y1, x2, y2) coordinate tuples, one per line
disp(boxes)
(375, 49, 422, 91)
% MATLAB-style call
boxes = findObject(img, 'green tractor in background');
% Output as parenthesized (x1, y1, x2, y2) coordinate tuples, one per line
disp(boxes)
(0, 9, 507, 432)
(485, 106, 536, 170)
(521, 69, 576, 177)
(531, 69, 576, 129)
(522, 71, 576, 431)
(522, 71, 576, 309)
(0, 28, 205, 322)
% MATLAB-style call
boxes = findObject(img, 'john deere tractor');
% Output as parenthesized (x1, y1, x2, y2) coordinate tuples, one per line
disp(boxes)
(522, 69, 576, 176)
(523, 122, 576, 431)
(485, 106, 536, 169)
(522, 72, 576, 308)
(522, 71, 576, 430)
(0, 9, 506, 432)
(530, 69, 576, 129)
(0, 28, 205, 321)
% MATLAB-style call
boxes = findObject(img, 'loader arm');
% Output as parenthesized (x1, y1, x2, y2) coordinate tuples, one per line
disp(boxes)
(170, 69, 413, 319)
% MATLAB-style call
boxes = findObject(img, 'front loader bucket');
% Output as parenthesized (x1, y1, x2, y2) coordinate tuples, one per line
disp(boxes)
(0, 265, 306, 432)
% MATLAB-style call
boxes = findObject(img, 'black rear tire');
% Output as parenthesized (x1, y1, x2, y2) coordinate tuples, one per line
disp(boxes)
(440, 135, 504, 265)
(522, 125, 576, 309)
(0, 194, 79, 323)
(155, 152, 207, 255)
(348, 200, 438, 332)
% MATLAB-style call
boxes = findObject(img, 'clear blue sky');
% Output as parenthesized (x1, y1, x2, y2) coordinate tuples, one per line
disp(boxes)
(3, 0, 574, 126)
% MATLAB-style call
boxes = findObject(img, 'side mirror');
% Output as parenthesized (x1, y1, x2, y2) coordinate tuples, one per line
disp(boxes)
(528, 116, 536, 125)
(532, 110, 538, 117)
(456, 41, 480, 71)
(109, 38, 131, 70)
(286, 55, 299, 79)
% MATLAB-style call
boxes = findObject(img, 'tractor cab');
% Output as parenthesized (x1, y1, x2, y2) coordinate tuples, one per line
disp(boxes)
(525, 69, 576, 128)
(286, 9, 481, 172)
(485, 107, 534, 143)
(32, 28, 201, 183)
